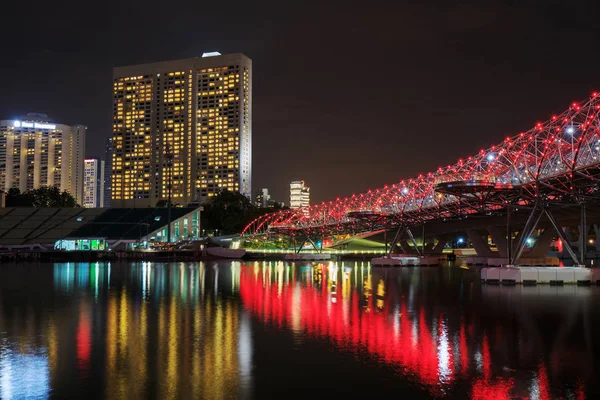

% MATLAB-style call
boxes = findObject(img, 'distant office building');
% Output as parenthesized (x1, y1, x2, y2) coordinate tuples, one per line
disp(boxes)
(83, 158, 105, 208)
(111, 52, 252, 208)
(256, 188, 271, 208)
(104, 138, 113, 207)
(290, 180, 310, 209)
(69, 125, 86, 204)
(0, 114, 86, 204)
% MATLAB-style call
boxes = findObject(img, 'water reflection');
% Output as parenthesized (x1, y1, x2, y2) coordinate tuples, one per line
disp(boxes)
(239, 262, 595, 398)
(0, 261, 597, 398)
(0, 262, 251, 399)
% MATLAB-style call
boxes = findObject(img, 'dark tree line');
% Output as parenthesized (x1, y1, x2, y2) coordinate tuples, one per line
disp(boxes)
(5, 186, 78, 207)
(200, 190, 287, 235)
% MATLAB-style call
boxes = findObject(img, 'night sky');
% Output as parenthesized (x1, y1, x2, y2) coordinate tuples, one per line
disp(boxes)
(2, 0, 600, 204)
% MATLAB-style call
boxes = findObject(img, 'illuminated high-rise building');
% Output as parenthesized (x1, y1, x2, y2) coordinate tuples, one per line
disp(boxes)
(0, 114, 86, 204)
(83, 158, 105, 208)
(290, 180, 310, 209)
(111, 52, 252, 208)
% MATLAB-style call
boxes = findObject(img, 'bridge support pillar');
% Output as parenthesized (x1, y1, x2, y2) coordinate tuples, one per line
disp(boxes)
(431, 237, 447, 255)
(467, 230, 493, 257)
(512, 206, 544, 263)
(526, 228, 555, 258)
(560, 228, 577, 258)
(544, 208, 580, 266)
(594, 225, 600, 251)
(488, 226, 508, 258)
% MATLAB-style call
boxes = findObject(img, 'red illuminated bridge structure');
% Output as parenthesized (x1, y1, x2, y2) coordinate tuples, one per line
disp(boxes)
(242, 92, 600, 265)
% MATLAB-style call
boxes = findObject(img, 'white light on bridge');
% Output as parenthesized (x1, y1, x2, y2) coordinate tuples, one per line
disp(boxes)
(401, 188, 409, 195)
(486, 153, 495, 162)
(566, 126, 575, 134)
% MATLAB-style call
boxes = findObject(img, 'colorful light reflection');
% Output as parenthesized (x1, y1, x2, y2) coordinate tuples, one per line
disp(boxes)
(239, 263, 589, 398)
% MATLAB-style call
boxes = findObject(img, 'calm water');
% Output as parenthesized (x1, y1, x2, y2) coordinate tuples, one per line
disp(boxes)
(0, 261, 599, 399)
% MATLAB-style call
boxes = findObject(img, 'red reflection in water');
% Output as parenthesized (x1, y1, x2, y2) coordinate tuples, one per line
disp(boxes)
(469, 333, 514, 399)
(240, 266, 455, 394)
(538, 363, 550, 400)
(239, 266, 540, 397)
(460, 323, 468, 377)
(471, 378, 514, 400)
(76, 306, 91, 372)
(577, 380, 586, 400)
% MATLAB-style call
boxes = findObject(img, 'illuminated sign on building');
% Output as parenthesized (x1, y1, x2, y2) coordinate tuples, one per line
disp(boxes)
(13, 121, 57, 130)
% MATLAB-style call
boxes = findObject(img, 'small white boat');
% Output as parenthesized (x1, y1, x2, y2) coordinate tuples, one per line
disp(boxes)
(205, 247, 246, 259)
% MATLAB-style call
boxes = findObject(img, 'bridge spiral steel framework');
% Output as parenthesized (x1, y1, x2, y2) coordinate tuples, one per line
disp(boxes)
(242, 92, 600, 238)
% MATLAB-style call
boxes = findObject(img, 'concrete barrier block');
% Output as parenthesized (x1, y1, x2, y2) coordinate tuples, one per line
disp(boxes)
(555, 268, 575, 284)
(499, 268, 521, 284)
(484, 268, 500, 283)
(519, 267, 538, 284)
(536, 268, 557, 284)
(573, 268, 591, 284)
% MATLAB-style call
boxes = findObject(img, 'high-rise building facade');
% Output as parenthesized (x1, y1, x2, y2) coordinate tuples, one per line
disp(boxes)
(0, 114, 86, 204)
(83, 158, 105, 208)
(255, 188, 271, 208)
(69, 125, 86, 204)
(290, 180, 310, 209)
(104, 138, 113, 207)
(111, 52, 252, 208)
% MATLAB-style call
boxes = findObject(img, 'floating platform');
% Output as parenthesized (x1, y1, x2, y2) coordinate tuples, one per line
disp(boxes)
(371, 255, 440, 266)
(284, 253, 332, 261)
(481, 266, 599, 285)
(466, 256, 559, 266)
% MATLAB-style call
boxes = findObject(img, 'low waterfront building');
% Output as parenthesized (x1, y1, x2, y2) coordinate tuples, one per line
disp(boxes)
(0, 206, 202, 250)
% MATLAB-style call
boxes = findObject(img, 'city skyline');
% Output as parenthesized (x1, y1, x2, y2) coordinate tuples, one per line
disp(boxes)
(2, 2, 600, 398)
(2, 1, 600, 205)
